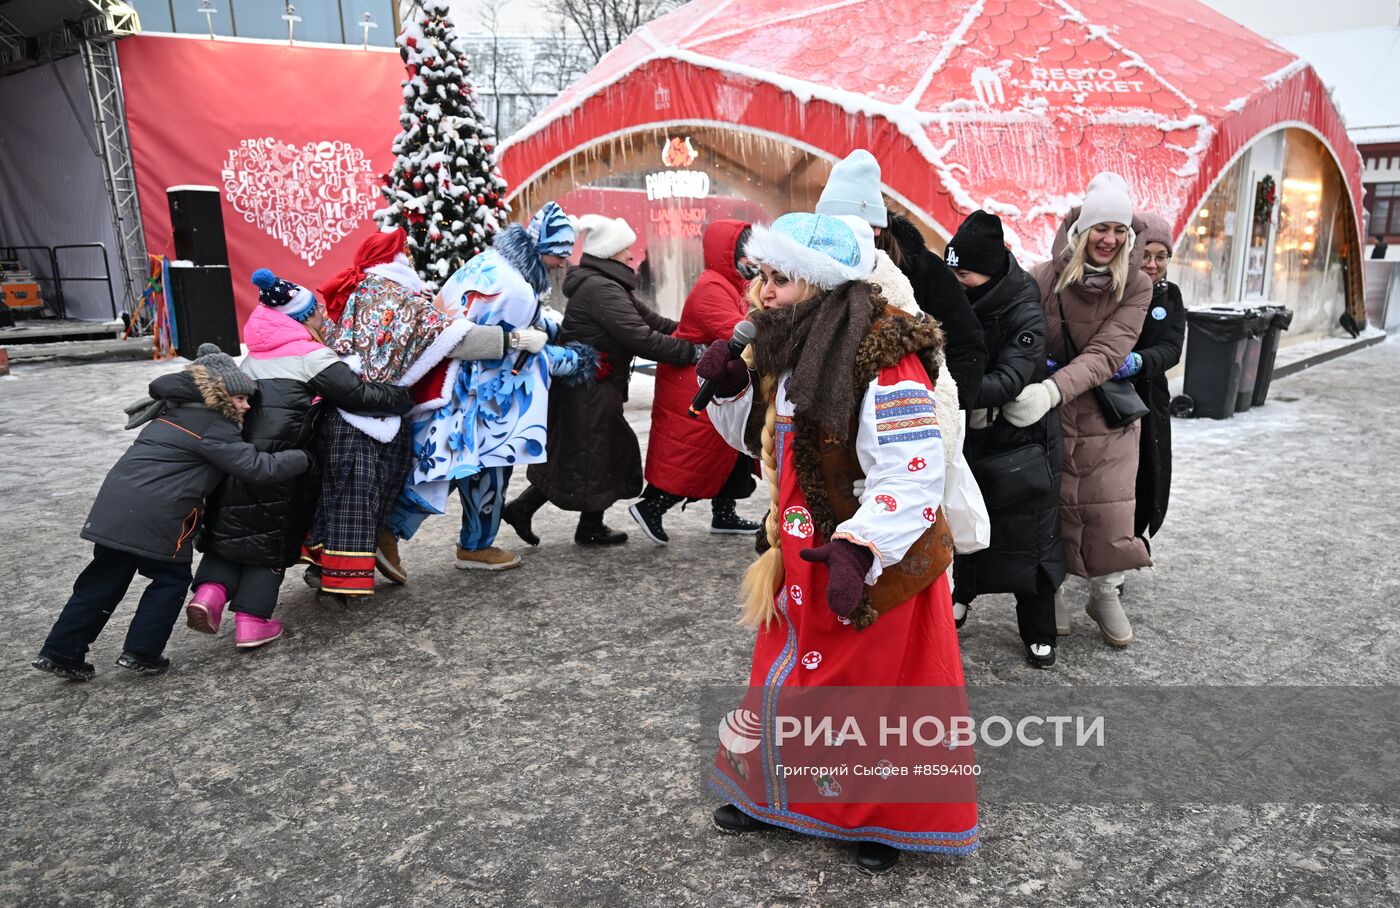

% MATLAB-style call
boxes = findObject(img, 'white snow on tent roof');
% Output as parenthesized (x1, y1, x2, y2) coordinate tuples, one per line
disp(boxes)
(1278, 27, 1400, 136)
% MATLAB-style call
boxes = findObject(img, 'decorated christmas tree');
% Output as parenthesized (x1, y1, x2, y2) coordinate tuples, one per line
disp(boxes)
(377, 0, 510, 289)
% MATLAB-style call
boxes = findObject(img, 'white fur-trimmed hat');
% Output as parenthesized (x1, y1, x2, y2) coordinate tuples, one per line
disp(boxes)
(576, 214, 637, 259)
(744, 212, 875, 290)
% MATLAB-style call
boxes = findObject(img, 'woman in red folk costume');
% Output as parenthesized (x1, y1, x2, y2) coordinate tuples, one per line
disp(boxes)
(305, 228, 477, 596)
(630, 219, 761, 544)
(700, 213, 977, 874)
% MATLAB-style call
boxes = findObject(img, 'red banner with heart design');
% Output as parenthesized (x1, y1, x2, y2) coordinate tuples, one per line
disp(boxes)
(118, 34, 405, 333)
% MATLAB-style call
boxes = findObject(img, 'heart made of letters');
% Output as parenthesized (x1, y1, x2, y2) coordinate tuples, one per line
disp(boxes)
(221, 138, 381, 266)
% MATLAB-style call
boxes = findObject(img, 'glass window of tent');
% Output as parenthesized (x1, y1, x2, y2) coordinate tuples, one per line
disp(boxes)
(516, 127, 883, 320)
(1172, 154, 1246, 306)
(1272, 130, 1350, 336)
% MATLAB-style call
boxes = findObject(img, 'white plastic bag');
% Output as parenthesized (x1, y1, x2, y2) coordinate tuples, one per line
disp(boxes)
(943, 412, 991, 554)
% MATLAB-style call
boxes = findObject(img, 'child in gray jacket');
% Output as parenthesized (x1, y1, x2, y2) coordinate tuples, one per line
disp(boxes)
(32, 345, 310, 680)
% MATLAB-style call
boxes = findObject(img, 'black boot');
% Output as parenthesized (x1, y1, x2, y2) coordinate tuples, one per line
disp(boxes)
(575, 512, 627, 546)
(710, 498, 760, 535)
(502, 485, 548, 546)
(712, 804, 774, 835)
(31, 654, 95, 682)
(629, 489, 681, 545)
(115, 651, 171, 675)
(855, 841, 901, 874)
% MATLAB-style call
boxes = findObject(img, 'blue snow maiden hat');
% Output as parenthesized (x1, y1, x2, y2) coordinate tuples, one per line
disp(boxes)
(743, 212, 875, 291)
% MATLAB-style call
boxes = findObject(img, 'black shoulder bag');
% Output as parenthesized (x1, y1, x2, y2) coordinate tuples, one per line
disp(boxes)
(1056, 294, 1149, 428)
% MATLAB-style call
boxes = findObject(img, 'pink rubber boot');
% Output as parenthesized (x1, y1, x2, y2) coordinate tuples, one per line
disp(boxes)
(185, 583, 228, 634)
(235, 612, 284, 649)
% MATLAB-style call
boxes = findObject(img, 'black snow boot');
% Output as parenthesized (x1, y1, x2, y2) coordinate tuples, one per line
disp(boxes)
(855, 841, 901, 874)
(710, 499, 759, 535)
(115, 651, 171, 675)
(629, 491, 681, 545)
(31, 655, 95, 682)
(575, 512, 627, 546)
(712, 804, 774, 835)
(502, 485, 548, 547)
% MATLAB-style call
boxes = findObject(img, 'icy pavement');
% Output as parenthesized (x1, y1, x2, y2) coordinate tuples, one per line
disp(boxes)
(1, 342, 1397, 906)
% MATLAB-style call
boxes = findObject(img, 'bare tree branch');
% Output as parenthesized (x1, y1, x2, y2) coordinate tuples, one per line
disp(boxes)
(545, 0, 681, 64)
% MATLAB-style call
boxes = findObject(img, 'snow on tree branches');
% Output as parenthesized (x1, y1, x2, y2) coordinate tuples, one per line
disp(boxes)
(377, 0, 510, 289)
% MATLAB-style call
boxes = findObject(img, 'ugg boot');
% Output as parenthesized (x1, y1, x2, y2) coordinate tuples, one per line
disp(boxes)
(1054, 589, 1070, 636)
(185, 583, 228, 634)
(234, 612, 283, 649)
(1085, 574, 1133, 647)
(375, 529, 408, 585)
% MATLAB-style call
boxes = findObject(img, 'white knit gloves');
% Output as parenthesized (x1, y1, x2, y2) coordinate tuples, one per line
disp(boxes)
(512, 327, 549, 353)
(1002, 379, 1061, 427)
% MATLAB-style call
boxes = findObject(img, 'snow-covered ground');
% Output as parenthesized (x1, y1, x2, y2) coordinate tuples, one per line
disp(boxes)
(1, 339, 1396, 905)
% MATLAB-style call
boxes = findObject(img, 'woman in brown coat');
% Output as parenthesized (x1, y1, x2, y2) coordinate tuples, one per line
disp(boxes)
(1003, 172, 1152, 649)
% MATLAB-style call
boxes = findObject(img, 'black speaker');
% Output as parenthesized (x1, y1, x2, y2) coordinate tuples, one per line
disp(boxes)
(168, 186, 230, 266)
(166, 264, 240, 361)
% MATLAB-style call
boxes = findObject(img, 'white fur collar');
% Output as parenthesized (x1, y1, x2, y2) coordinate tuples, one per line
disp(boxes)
(870, 251, 919, 315)
(367, 255, 426, 293)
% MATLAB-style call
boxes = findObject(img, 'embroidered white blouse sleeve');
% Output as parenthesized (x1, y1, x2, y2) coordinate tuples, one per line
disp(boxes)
(704, 380, 756, 458)
(833, 356, 946, 585)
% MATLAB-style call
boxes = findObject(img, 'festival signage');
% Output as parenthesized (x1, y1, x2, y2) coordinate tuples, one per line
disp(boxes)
(118, 35, 404, 329)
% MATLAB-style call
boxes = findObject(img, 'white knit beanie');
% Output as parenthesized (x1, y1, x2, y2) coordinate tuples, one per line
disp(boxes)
(1072, 171, 1134, 238)
(576, 214, 637, 259)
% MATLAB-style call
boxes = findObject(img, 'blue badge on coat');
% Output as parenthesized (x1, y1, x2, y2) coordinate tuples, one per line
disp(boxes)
(1151, 306, 1167, 321)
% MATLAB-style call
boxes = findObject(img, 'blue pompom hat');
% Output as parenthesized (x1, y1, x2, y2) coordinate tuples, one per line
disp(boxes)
(743, 212, 876, 290)
(526, 201, 576, 256)
(251, 268, 317, 322)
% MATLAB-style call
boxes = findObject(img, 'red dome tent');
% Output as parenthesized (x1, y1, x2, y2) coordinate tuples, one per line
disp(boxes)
(500, 0, 1363, 328)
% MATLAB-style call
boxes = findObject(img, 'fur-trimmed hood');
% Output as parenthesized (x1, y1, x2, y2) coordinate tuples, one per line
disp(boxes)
(188, 365, 245, 425)
(869, 250, 919, 315)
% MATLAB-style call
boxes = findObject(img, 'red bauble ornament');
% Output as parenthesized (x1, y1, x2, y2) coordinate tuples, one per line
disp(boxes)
(413, 178, 425, 190)
(407, 63, 417, 78)
(476, 194, 485, 205)
(405, 35, 417, 48)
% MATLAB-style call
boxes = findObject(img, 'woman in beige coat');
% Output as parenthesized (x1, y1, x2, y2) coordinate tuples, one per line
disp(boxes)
(1002, 172, 1152, 648)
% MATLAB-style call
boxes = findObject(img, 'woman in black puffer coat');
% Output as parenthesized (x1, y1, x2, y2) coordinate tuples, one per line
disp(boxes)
(1128, 214, 1187, 546)
(188, 273, 410, 648)
(510, 216, 703, 546)
(943, 211, 1066, 669)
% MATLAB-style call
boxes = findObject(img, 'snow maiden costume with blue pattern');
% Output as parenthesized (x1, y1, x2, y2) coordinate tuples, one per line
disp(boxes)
(389, 203, 589, 549)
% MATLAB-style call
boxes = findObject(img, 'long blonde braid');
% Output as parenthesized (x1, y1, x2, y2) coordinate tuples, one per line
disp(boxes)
(734, 274, 819, 630)
(739, 374, 783, 629)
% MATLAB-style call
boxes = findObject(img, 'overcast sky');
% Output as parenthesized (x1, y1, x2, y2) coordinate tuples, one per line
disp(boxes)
(440, 0, 1397, 38)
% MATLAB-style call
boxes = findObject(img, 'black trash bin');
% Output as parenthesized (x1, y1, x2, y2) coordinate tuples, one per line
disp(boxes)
(1232, 308, 1273, 414)
(1250, 305, 1294, 407)
(1175, 307, 1253, 419)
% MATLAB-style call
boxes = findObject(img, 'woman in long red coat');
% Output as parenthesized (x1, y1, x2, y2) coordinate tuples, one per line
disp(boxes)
(629, 219, 760, 544)
(700, 212, 977, 874)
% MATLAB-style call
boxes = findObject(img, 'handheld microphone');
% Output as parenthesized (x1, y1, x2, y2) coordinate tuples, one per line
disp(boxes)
(689, 320, 756, 417)
(510, 348, 531, 376)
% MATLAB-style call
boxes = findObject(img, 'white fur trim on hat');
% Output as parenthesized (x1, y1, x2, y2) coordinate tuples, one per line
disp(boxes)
(744, 213, 866, 290)
(576, 214, 637, 259)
